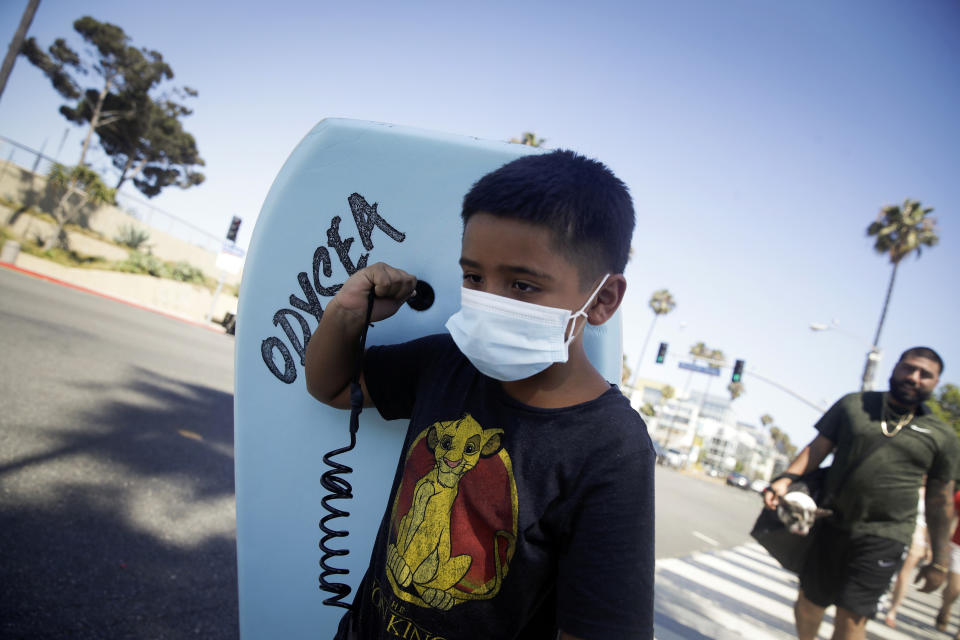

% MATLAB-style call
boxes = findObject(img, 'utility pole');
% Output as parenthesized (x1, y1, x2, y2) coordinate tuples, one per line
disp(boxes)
(860, 346, 883, 392)
(0, 0, 41, 105)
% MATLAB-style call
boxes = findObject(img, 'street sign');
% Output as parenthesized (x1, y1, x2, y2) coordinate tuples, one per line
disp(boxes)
(678, 361, 720, 376)
(216, 243, 246, 275)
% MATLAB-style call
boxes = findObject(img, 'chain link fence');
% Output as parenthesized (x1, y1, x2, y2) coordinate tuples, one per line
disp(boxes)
(0, 135, 225, 255)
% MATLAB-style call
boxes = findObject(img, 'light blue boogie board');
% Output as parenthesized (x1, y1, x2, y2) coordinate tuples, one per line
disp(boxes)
(234, 119, 624, 639)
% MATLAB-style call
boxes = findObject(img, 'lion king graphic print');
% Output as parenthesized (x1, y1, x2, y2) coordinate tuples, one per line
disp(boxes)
(385, 414, 518, 610)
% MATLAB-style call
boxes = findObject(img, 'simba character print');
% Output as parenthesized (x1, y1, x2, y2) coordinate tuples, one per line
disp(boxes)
(385, 414, 518, 610)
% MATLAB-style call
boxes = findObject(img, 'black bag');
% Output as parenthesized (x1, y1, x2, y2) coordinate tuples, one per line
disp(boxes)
(750, 435, 891, 573)
(749, 467, 828, 573)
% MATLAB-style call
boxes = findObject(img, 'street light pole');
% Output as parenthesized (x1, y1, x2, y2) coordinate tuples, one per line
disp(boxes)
(860, 346, 882, 392)
(810, 321, 882, 392)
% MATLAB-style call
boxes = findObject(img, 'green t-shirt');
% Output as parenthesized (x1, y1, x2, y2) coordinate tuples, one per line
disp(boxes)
(818, 391, 960, 545)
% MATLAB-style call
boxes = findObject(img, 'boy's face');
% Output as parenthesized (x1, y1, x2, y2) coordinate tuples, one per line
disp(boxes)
(459, 212, 596, 311)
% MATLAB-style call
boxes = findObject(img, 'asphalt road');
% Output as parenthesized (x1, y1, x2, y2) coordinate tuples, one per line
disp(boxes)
(654, 465, 765, 560)
(0, 267, 237, 639)
(0, 265, 771, 639)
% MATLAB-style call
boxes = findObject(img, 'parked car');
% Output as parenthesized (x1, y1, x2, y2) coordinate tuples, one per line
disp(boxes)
(663, 448, 685, 468)
(750, 479, 768, 493)
(725, 472, 750, 489)
(652, 441, 667, 465)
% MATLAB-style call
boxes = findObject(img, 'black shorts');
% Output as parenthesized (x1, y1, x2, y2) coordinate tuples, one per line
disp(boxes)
(799, 521, 907, 618)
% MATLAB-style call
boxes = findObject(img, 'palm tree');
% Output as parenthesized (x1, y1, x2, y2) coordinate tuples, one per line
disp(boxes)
(769, 426, 797, 459)
(650, 289, 677, 317)
(689, 342, 725, 369)
(863, 199, 939, 388)
(658, 385, 677, 447)
(661, 385, 676, 404)
(689, 341, 708, 361)
(764, 417, 797, 459)
(45, 163, 116, 250)
(707, 349, 726, 368)
(509, 132, 547, 147)
(727, 381, 745, 401)
(628, 289, 676, 392)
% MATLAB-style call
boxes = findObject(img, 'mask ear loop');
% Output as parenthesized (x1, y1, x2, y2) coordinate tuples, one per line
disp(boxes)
(563, 274, 610, 348)
(563, 312, 586, 348)
(319, 288, 376, 609)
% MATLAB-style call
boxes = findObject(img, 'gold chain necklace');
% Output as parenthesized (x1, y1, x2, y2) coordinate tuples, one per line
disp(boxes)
(880, 392, 915, 437)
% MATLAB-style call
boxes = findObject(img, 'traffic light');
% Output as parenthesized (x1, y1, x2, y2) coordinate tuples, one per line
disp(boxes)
(732, 359, 745, 382)
(656, 342, 668, 364)
(226, 216, 242, 242)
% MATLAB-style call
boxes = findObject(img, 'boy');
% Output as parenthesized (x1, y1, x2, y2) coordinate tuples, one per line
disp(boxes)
(306, 150, 655, 640)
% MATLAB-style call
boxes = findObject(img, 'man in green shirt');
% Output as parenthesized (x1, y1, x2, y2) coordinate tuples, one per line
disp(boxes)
(764, 347, 959, 640)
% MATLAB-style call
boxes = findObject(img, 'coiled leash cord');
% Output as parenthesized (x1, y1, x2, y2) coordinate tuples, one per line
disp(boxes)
(319, 289, 376, 609)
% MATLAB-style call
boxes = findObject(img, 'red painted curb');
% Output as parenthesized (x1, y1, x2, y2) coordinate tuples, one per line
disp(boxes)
(0, 260, 227, 334)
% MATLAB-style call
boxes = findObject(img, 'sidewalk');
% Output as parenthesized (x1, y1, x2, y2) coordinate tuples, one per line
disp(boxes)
(0, 251, 236, 332)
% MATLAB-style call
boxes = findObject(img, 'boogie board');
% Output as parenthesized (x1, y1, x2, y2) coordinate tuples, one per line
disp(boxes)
(234, 119, 624, 639)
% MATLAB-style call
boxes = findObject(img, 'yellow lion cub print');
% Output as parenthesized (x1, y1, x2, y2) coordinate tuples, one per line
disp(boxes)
(386, 415, 511, 610)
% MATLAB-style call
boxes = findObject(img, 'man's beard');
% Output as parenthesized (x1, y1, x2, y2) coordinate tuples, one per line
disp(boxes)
(888, 375, 932, 407)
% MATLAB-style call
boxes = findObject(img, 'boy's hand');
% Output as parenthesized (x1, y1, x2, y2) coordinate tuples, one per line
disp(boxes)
(305, 262, 416, 408)
(332, 262, 418, 324)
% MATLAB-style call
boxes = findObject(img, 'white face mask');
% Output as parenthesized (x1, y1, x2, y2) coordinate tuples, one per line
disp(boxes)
(444, 274, 610, 381)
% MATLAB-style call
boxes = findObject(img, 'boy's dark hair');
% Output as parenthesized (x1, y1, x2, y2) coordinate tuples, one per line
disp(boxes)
(461, 149, 635, 286)
(899, 346, 944, 374)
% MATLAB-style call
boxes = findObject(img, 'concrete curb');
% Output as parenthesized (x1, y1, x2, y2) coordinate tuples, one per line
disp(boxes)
(0, 259, 228, 334)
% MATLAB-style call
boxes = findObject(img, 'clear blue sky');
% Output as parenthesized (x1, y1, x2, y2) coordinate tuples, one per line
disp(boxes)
(2, 0, 958, 449)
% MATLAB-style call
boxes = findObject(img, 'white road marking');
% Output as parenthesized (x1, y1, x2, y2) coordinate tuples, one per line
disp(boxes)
(696, 552, 798, 600)
(692, 531, 719, 546)
(655, 541, 956, 640)
(660, 556, 801, 622)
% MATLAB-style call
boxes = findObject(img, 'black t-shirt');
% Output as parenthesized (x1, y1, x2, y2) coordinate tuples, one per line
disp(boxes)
(817, 391, 960, 544)
(344, 334, 655, 640)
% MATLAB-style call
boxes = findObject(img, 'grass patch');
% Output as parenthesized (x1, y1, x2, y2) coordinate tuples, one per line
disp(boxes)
(3, 217, 236, 295)
(0, 195, 19, 211)
(3, 226, 208, 285)
(64, 222, 113, 242)
(0, 202, 56, 226)
(0, 195, 40, 215)
(112, 251, 216, 289)
(1, 200, 144, 252)
(0, 225, 14, 250)
(15, 234, 110, 268)
(2, 225, 108, 269)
